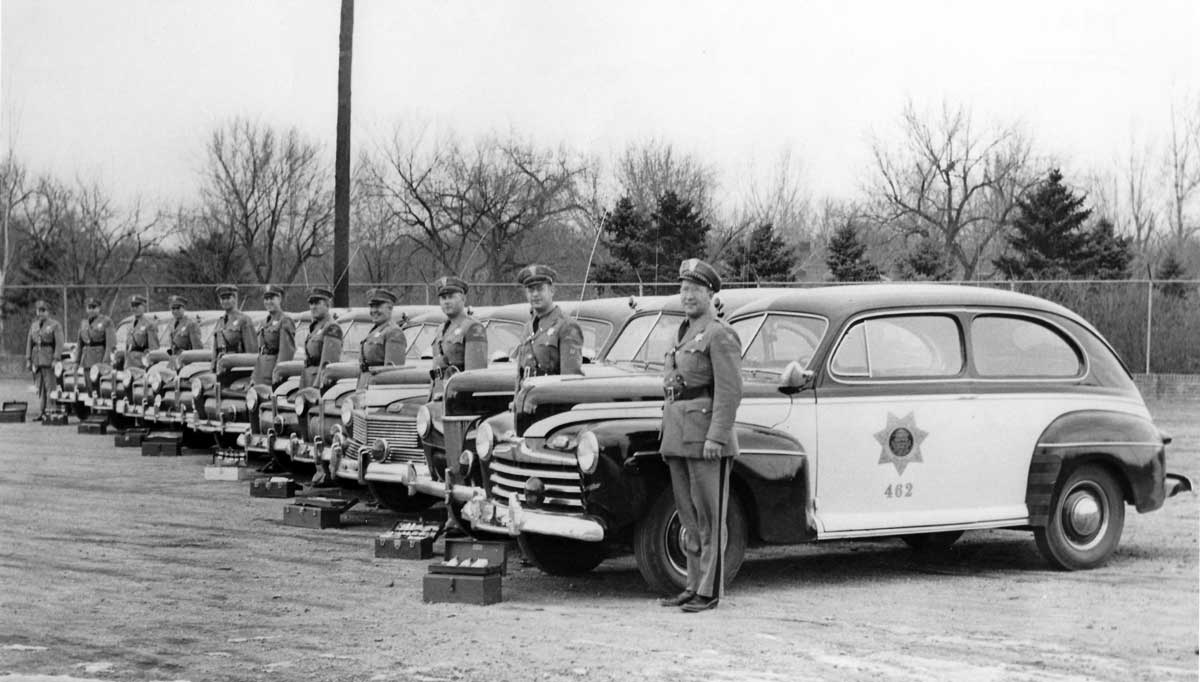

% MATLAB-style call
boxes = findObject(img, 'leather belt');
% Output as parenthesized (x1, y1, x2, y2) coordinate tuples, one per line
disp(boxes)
(664, 385, 712, 402)
(260, 348, 279, 356)
(33, 342, 56, 347)
(129, 346, 148, 352)
(83, 341, 107, 347)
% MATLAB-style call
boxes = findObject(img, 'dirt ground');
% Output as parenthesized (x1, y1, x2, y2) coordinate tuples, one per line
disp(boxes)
(0, 379, 1196, 682)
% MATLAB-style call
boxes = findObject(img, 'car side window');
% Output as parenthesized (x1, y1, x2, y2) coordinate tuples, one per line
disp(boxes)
(970, 315, 1082, 377)
(741, 314, 827, 372)
(831, 315, 963, 378)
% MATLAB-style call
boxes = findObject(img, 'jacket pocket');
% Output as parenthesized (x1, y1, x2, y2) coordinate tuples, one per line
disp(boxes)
(681, 402, 712, 444)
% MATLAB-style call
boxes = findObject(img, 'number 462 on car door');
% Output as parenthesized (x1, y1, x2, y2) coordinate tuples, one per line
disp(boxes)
(885, 483, 913, 498)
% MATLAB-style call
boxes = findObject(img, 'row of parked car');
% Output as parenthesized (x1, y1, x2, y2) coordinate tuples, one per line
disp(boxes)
(49, 284, 1191, 592)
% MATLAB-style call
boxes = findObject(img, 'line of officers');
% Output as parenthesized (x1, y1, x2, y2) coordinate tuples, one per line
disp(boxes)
(27, 259, 740, 612)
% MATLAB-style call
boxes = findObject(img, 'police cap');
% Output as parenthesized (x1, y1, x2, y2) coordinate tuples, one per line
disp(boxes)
(435, 276, 469, 297)
(215, 284, 239, 298)
(517, 264, 557, 288)
(367, 288, 397, 305)
(168, 295, 188, 308)
(306, 286, 334, 303)
(262, 284, 285, 299)
(129, 294, 147, 307)
(678, 258, 721, 292)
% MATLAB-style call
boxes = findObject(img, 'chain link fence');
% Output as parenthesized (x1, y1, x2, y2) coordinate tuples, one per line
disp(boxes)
(2, 279, 1198, 374)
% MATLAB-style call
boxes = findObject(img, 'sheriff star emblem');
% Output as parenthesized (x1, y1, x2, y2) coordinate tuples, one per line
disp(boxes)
(874, 412, 928, 475)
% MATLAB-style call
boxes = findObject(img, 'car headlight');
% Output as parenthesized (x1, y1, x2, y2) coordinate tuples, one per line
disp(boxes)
(475, 422, 494, 461)
(246, 390, 258, 411)
(190, 378, 203, 397)
(576, 431, 599, 474)
(89, 365, 101, 383)
(142, 355, 151, 368)
(53, 361, 64, 378)
(294, 394, 308, 416)
(340, 400, 353, 426)
(416, 405, 432, 437)
(149, 372, 163, 393)
(370, 437, 388, 462)
(118, 373, 132, 390)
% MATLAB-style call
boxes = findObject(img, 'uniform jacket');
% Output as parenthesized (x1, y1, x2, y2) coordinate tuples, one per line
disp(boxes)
(74, 315, 116, 368)
(516, 305, 584, 378)
(433, 314, 487, 374)
(253, 313, 296, 385)
(125, 314, 160, 368)
(360, 319, 406, 369)
(302, 315, 343, 387)
(660, 310, 743, 459)
(170, 316, 204, 355)
(26, 318, 65, 368)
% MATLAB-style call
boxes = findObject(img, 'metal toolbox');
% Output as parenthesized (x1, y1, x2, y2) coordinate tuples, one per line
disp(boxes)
(77, 417, 108, 434)
(250, 477, 299, 498)
(142, 431, 182, 456)
(282, 497, 358, 529)
(114, 428, 150, 447)
(428, 539, 508, 576)
(374, 515, 443, 559)
(422, 573, 501, 606)
(0, 401, 28, 423)
(42, 412, 70, 426)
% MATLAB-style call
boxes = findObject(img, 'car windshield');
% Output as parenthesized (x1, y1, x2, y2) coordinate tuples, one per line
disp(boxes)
(114, 321, 132, 347)
(734, 313, 828, 375)
(577, 318, 614, 362)
(485, 319, 524, 358)
(340, 319, 374, 359)
(405, 323, 440, 359)
(604, 312, 684, 366)
(198, 319, 219, 350)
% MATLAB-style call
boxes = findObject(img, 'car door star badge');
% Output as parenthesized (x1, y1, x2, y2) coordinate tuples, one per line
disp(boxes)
(875, 412, 927, 475)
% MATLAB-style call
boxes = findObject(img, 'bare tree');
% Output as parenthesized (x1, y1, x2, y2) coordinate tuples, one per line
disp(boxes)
(201, 118, 334, 286)
(0, 152, 34, 339)
(616, 139, 718, 221)
(1164, 94, 1200, 247)
(350, 162, 412, 283)
(715, 149, 811, 262)
(868, 101, 1034, 278)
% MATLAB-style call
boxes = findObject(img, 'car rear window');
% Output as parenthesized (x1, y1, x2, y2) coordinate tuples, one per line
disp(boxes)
(970, 315, 1082, 378)
(831, 314, 964, 379)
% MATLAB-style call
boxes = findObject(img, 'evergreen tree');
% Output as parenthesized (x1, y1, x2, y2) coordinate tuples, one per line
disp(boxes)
(895, 236, 953, 281)
(994, 168, 1093, 279)
(722, 222, 794, 283)
(595, 191, 711, 286)
(1155, 254, 1189, 300)
(825, 223, 880, 282)
(1080, 218, 1132, 280)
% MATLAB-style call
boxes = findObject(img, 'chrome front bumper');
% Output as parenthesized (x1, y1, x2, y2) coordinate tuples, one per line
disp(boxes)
(460, 496, 605, 542)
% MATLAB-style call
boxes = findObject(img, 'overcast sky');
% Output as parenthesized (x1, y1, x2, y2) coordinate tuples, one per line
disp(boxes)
(2, 0, 1197, 209)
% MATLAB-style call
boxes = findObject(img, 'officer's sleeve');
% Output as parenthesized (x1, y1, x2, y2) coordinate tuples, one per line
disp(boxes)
(319, 324, 343, 367)
(188, 321, 203, 350)
(54, 321, 65, 359)
(25, 325, 33, 365)
(104, 319, 116, 361)
(146, 321, 160, 351)
(559, 319, 585, 375)
(463, 321, 488, 371)
(278, 317, 296, 361)
(73, 323, 83, 364)
(242, 315, 259, 353)
(383, 327, 407, 366)
(706, 325, 743, 446)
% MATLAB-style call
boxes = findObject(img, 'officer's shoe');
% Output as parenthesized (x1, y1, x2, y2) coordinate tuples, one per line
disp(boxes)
(659, 590, 696, 607)
(680, 595, 718, 613)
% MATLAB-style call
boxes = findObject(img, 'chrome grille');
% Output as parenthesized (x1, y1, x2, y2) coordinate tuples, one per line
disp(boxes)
(353, 413, 423, 463)
(486, 446, 584, 511)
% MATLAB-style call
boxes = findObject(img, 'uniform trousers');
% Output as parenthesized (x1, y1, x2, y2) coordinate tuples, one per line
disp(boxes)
(33, 366, 55, 415)
(665, 455, 731, 599)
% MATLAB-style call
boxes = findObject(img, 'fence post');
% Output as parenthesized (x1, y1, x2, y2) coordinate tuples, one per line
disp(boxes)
(1144, 278, 1153, 375)
(61, 285, 69, 340)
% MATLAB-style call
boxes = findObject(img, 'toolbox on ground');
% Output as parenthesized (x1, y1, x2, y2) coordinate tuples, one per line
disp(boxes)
(374, 515, 443, 559)
(77, 417, 107, 434)
(0, 401, 28, 423)
(203, 465, 254, 481)
(423, 538, 507, 606)
(42, 412, 70, 426)
(250, 476, 299, 498)
(141, 431, 183, 456)
(282, 497, 359, 529)
(114, 428, 150, 447)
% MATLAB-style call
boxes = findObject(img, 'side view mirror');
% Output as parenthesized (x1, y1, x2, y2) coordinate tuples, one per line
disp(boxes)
(490, 350, 510, 363)
(778, 361, 814, 395)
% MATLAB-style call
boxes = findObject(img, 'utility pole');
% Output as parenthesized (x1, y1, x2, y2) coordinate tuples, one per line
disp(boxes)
(333, 0, 354, 307)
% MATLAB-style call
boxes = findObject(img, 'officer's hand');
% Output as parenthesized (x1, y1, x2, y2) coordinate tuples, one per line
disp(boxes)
(702, 439, 722, 460)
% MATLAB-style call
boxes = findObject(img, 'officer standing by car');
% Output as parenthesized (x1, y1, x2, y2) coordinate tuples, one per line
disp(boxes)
(253, 285, 295, 386)
(124, 294, 159, 369)
(514, 265, 583, 386)
(658, 258, 743, 613)
(212, 284, 258, 371)
(26, 299, 65, 420)
(301, 286, 342, 388)
(357, 288, 407, 390)
(430, 276, 487, 396)
(167, 295, 203, 355)
(74, 296, 116, 395)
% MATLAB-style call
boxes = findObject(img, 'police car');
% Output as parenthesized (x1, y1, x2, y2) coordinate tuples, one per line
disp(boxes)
(460, 284, 1192, 592)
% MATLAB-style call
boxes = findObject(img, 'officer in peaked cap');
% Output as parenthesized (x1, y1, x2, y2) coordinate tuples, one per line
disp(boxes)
(253, 285, 296, 386)
(26, 299, 65, 419)
(74, 296, 115, 394)
(301, 286, 342, 388)
(211, 284, 258, 371)
(357, 287, 407, 391)
(658, 258, 742, 613)
(514, 264, 583, 385)
(430, 275, 487, 396)
(124, 294, 160, 369)
(167, 295, 203, 356)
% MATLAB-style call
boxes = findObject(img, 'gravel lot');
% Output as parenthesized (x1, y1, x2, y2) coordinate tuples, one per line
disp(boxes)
(0, 379, 1196, 682)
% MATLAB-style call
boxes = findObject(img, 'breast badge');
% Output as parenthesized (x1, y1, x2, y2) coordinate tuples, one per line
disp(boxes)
(875, 412, 927, 475)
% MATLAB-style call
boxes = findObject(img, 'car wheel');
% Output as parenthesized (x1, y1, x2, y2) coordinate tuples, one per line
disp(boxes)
(901, 530, 964, 553)
(1034, 464, 1125, 570)
(632, 486, 748, 595)
(367, 481, 436, 513)
(517, 533, 606, 576)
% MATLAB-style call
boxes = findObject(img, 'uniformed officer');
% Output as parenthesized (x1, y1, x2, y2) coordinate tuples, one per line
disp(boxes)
(659, 258, 743, 613)
(357, 288, 407, 391)
(300, 286, 343, 388)
(514, 264, 584, 386)
(430, 276, 487, 396)
(26, 300, 65, 419)
(253, 285, 296, 386)
(124, 294, 159, 369)
(167, 295, 203, 356)
(74, 296, 116, 393)
(212, 284, 258, 371)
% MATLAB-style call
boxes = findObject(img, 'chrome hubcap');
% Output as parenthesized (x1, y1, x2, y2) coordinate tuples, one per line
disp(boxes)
(1061, 482, 1108, 549)
(664, 512, 687, 577)
(1066, 494, 1102, 536)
